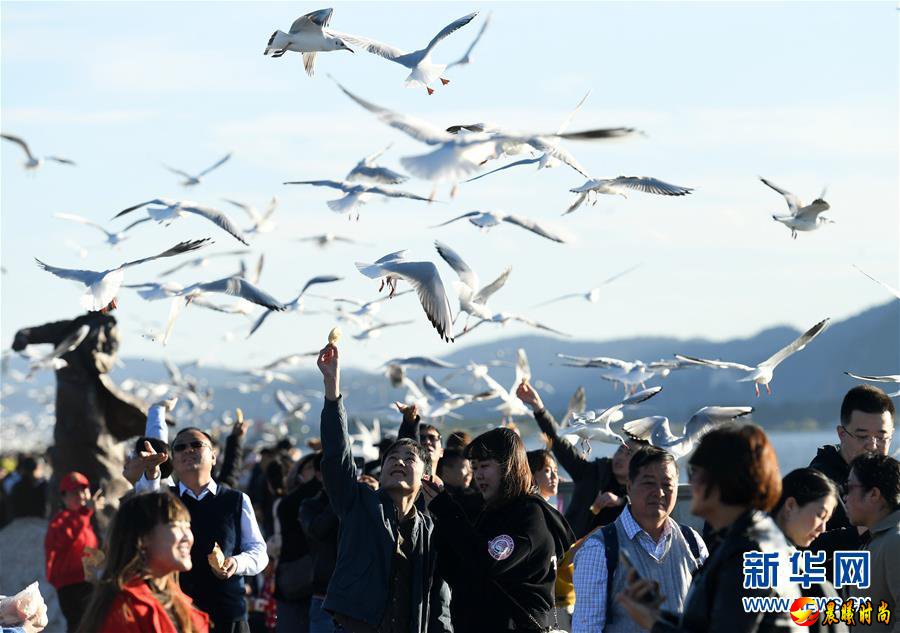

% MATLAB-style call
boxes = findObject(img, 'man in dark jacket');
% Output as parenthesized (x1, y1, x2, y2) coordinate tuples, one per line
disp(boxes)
(517, 381, 645, 538)
(299, 456, 340, 633)
(316, 342, 451, 633)
(809, 385, 895, 556)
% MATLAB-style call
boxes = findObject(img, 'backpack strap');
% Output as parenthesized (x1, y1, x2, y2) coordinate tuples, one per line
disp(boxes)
(678, 523, 701, 559)
(602, 522, 619, 625)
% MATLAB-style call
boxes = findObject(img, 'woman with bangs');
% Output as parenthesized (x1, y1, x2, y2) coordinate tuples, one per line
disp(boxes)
(422, 427, 574, 632)
(616, 424, 801, 633)
(77, 492, 209, 633)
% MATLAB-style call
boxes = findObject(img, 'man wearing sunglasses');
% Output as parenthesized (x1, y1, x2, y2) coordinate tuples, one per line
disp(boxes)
(136, 425, 268, 633)
(809, 384, 895, 562)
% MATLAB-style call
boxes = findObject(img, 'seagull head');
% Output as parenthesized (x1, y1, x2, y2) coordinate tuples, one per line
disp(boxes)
(332, 38, 355, 53)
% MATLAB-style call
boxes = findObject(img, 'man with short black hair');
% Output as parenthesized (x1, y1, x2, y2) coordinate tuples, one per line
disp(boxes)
(572, 446, 707, 633)
(844, 453, 900, 632)
(317, 343, 450, 633)
(809, 385, 895, 555)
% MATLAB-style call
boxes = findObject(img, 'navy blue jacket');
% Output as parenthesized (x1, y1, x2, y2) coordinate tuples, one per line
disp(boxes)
(319, 397, 451, 632)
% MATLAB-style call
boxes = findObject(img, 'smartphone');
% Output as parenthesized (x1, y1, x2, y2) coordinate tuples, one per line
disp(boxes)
(619, 550, 659, 605)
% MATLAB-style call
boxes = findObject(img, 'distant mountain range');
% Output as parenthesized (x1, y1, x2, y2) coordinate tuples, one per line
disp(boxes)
(4, 301, 897, 449)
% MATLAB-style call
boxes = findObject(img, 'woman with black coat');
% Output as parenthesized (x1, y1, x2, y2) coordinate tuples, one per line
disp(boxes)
(423, 427, 575, 632)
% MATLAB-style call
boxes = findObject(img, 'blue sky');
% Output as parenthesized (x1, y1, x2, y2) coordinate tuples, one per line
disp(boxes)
(2, 2, 897, 371)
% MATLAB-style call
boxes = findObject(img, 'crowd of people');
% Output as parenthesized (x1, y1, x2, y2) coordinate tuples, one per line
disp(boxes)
(1, 342, 898, 633)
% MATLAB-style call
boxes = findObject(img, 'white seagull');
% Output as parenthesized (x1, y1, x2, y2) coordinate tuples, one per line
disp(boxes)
(352, 319, 415, 342)
(112, 198, 249, 245)
(283, 179, 431, 220)
(853, 265, 900, 300)
(223, 197, 278, 237)
(623, 406, 754, 459)
(760, 177, 832, 239)
(248, 275, 343, 337)
(434, 240, 511, 328)
(422, 374, 494, 418)
(36, 239, 211, 311)
(564, 387, 664, 453)
(346, 144, 408, 185)
(534, 263, 642, 307)
(356, 251, 455, 342)
(565, 176, 694, 215)
(445, 12, 491, 69)
(54, 213, 147, 248)
(331, 290, 414, 329)
(433, 210, 569, 244)
(1, 133, 75, 170)
(844, 372, 900, 398)
(384, 356, 457, 369)
(342, 12, 479, 94)
(457, 311, 570, 340)
(263, 8, 355, 76)
(557, 354, 661, 393)
(296, 232, 368, 248)
(163, 153, 231, 187)
(467, 348, 531, 422)
(676, 318, 831, 396)
(156, 249, 249, 278)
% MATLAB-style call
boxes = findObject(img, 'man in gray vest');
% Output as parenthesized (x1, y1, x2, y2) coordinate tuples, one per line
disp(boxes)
(572, 446, 707, 633)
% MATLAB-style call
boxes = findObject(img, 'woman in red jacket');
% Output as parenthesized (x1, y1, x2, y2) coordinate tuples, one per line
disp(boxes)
(44, 471, 100, 631)
(76, 491, 209, 633)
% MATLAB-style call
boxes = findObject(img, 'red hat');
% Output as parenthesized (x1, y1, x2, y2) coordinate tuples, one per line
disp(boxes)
(60, 471, 90, 493)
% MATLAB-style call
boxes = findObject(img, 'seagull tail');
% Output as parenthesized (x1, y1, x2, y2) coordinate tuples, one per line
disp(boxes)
(264, 30, 290, 56)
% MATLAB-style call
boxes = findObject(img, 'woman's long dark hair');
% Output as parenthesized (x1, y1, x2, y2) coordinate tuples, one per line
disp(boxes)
(77, 492, 198, 633)
(466, 428, 532, 505)
(771, 467, 839, 515)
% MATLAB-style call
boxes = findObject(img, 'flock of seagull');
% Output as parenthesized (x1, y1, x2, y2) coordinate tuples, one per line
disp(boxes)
(2, 7, 898, 456)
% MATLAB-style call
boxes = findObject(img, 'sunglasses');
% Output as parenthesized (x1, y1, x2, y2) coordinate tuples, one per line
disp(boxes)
(173, 440, 210, 452)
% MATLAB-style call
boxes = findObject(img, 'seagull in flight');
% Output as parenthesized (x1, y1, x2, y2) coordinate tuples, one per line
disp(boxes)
(760, 177, 832, 239)
(341, 12, 479, 94)
(534, 264, 642, 307)
(54, 213, 147, 248)
(564, 176, 694, 215)
(356, 251, 455, 342)
(284, 179, 431, 220)
(623, 406, 754, 459)
(853, 264, 900, 300)
(456, 311, 570, 340)
(222, 197, 278, 237)
(248, 275, 343, 337)
(163, 153, 231, 187)
(346, 144, 408, 185)
(557, 354, 661, 393)
(296, 232, 368, 249)
(1, 133, 75, 170)
(422, 374, 495, 418)
(331, 290, 413, 329)
(433, 210, 568, 244)
(155, 249, 249, 278)
(845, 372, 900, 398)
(112, 198, 249, 245)
(36, 239, 211, 311)
(384, 356, 457, 370)
(25, 325, 90, 379)
(563, 387, 664, 453)
(676, 318, 831, 396)
(445, 12, 491, 70)
(263, 8, 355, 76)
(352, 319, 415, 341)
(435, 240, 511, 329)
(333, 78, 637, 187)
(468, 348, 531, 422)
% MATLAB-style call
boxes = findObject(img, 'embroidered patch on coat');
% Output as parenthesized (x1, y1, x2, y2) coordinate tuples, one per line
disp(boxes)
(488, 534, 515, 560)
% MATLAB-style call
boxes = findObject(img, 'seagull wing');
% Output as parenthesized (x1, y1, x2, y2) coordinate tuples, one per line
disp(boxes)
(622, 416, 667, 442)
(54, 213, 114, 239)
(674, 354, 754, 372)
(606, 176, 694, 196)
(564, 386, 586, 422)
(248, 309, 274, 338)
(340, 33, 408, 63)
(331, 78, 452, 145)
(508, 314, 570, 337)
(532, 293, 582, 308)
(422, 375, 454, 401)
(760, 177, 801, 214)
(556, 90, 592, 135)
(163, 165, 195, 180)
(515, 348, 532, 386)
(378, 260, 455, 342)
(290, 8, 333, 32)
(190, 277, 285, 311)
(556, 127, 639, 141)
(122, 217, 152, 233)
(622, 386, 663, 405)
(600, 263, 643, 286)
(474, 266, 511, 303)
(283, 179, 352, 192)
(361, 184, 431, 202)
(502, 213, 568, 243)
(197, 153, 232, 178)
(853, 265, 900, 300)
(42, 324, 90, 362)
(446, 12, 490, 68)
(464, 157, 541, 183)
(46, 156, 76, 166)
(563, 192, 588, 216)
(759, 318, 830, 370)
(422, 12, 478, 55)
(684, 406, 754, 440)
(845, 372, 900, 383)
(434, 240, 479, 290)
(1, 134, 35, 161)
(112, 199, 161, 219)
(431, 211, 479, 229)
(298, 274, 344, 299)
(34, 259, 99, 286)
(120, 239, 212, 270)
(222, 198, 260, 222)
(795, 200, 831, 221)
(180, 203, 249, 245)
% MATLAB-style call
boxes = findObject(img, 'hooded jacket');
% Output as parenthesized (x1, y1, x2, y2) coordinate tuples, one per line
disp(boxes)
(430, 491, 575, 632)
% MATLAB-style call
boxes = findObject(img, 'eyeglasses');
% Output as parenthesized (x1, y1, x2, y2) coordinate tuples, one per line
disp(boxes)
(173, 440, 210, 452)
(420, 434, 441, 445)
(840, 426, 893, 445)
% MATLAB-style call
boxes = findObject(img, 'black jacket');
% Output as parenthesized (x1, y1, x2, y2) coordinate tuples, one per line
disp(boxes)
(274, 478, 321, 601)
(298, 487, 339, 597)
(809, 445, 851, 531)
(652, 510, 798, 633)
(430, 492, 574, 632)
(532, 408, 626, 537)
